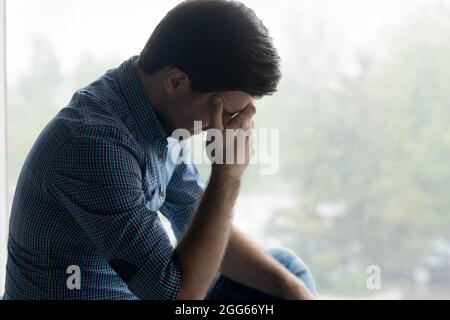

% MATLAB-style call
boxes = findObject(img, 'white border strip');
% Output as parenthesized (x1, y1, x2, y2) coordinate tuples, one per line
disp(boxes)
(0, 0, 7, 296)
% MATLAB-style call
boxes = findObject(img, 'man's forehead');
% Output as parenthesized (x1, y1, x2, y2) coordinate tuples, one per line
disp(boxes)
(219, 90, 253, 110)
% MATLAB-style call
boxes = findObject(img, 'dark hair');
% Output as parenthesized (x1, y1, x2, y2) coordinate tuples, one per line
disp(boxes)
(138, 0, 281, 98)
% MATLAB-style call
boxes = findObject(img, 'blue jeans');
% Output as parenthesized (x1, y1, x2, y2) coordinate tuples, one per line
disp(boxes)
(206, 247, 317, 300)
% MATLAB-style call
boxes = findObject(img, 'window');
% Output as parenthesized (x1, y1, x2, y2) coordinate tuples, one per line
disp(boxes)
(2, 0, 450, 299)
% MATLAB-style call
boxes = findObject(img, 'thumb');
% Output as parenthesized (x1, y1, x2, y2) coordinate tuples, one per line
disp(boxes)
(209, 95, 224, 131)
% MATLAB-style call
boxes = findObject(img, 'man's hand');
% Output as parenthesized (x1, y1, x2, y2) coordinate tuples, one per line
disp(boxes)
(175, 95, 256, 300)
(207, 95, 256, 180)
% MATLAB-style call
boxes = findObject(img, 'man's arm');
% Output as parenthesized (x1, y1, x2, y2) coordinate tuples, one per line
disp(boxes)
(159, 147, 206, 241)
(47, 125, 183, 300)
(219, 226, 315, 300)
(175, 171, 239, 299)
(175, 96, 256, 299)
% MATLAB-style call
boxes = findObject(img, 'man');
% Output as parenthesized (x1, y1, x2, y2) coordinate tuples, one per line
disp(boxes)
(4, 0, 316, 300)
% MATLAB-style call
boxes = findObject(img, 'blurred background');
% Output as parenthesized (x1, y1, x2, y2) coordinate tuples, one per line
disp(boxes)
(1, 0, 450, 299)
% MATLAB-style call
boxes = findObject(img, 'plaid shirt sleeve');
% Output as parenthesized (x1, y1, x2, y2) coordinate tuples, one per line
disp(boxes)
(46, 125, 182, 300)
(160, 144, 206, 240)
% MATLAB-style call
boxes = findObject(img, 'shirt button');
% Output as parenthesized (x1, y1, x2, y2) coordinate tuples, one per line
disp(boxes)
(160, 190, 166, 198)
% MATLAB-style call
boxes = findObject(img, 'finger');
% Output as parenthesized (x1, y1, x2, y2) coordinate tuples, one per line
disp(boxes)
(227, 101, 256, 129)
(208, 95, 224, 131)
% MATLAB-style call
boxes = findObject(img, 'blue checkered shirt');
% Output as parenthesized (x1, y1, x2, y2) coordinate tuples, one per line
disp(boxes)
(4, 56, 206, 300)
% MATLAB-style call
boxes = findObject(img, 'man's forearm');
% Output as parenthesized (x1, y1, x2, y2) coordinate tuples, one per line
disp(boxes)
(220, 227, 314, 300)
(175, 171, 240, 299)
(175, 95, 256, 299)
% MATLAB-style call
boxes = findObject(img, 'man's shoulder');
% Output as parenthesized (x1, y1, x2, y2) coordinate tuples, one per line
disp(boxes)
(53, 68, 137, 147)
(75, 69, 129, 128)
(39, 100, 141, 178)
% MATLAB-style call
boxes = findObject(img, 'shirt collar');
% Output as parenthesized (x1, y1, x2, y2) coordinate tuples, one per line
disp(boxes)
(117, 56, 169, 144)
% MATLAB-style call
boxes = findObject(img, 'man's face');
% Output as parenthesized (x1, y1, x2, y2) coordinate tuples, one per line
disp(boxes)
(177, 90, 254, 134)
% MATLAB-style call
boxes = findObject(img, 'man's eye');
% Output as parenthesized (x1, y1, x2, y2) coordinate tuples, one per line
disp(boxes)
(224, 112, 238, 118)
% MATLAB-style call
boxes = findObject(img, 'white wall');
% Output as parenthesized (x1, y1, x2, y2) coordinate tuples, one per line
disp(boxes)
(0, 0, 7, 297)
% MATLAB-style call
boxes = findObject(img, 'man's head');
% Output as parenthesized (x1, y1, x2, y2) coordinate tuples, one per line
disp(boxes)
(137, 0, 281, 133)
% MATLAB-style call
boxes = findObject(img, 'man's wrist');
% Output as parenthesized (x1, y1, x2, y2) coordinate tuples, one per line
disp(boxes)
(211, 165, 243, 184)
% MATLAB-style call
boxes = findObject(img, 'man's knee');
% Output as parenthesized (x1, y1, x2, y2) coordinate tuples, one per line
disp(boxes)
(267, 246, 309, 273)
(266, 246, 317, 294)
(267, 246, 298, 262)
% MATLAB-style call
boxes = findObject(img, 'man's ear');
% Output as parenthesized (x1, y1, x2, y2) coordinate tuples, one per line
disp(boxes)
(163, 68, 190, 97)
